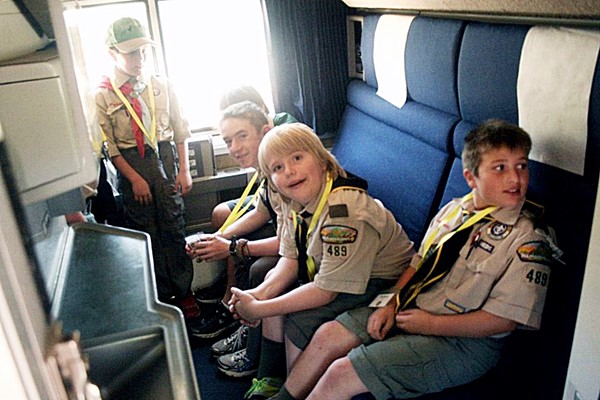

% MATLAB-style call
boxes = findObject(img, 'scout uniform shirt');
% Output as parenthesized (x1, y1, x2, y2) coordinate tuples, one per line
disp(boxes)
(96, 68, 191, 157)
(279, 177, 415, 295)
(256, 179, 284, 236)
(413, 194, 554, 330)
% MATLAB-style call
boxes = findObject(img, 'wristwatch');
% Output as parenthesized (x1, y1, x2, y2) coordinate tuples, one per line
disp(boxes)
(229, 235, 237, 256)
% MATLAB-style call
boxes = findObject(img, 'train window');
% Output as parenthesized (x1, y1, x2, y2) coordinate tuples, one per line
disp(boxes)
(158, 0, 273, 130)
(65, 0, 273, 131)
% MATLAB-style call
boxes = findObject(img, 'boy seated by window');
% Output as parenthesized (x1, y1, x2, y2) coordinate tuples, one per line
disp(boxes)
(228, 123, 415, 399)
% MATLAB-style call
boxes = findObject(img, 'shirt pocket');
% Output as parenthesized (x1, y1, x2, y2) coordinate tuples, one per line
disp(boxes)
(156, 106, 170, 133)
(153, 92, 170, 133)
(444, 259, 497, 311)
(106, 103, 132, 137)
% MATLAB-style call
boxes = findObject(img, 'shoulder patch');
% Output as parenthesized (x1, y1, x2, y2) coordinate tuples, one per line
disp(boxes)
(517, 241, 553, 265)
(487, 222, 512, 240)
(320, 225, 357, 244)
(329, 204, 349, 218)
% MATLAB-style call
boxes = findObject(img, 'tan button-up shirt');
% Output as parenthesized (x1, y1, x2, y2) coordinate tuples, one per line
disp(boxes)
(413, 194, 553, 330)
(280, 183, 415, 295)
(96, 68, 191, 157)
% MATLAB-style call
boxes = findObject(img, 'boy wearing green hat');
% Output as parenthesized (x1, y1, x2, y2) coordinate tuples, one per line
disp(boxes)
(96, 17, 200, 325)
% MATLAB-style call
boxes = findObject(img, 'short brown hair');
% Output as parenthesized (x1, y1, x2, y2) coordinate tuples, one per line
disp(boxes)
(462, 119, 532, 176)
(219, 85, 269, 113)
(220, 101, 269, 133)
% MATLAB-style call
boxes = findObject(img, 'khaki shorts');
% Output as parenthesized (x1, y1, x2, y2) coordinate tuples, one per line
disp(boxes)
(284, 278, 395, 349)
(337, 307, 505, 400)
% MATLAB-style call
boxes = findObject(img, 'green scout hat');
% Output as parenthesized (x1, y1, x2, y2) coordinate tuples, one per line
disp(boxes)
(106, 17, 155, 53)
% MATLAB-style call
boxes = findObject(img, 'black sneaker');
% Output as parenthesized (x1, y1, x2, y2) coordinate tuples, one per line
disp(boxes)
(188, 303, 238, 339)
(194, 275, 227, 304)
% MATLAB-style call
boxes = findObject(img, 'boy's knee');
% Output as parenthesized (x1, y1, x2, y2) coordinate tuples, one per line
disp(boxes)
(327, 356, 354, 381)
(314, 320, 348, 346)
(211, 202, 231, 229)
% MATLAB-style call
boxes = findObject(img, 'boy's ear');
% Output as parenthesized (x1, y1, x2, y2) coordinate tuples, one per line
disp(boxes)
(261, 124, 271, 136)
(463, 168, 477, 189)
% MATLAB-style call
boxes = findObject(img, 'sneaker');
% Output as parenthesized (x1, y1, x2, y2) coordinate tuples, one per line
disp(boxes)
(211, 325, 249, 357)
(217, 348, 258, 377)
(188, 303, 238, 339)
(193, 275, 226, 304)
(243, 377, 284, 399)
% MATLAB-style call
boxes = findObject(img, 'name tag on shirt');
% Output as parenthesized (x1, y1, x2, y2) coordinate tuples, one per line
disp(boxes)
(369, 293, 395, 308)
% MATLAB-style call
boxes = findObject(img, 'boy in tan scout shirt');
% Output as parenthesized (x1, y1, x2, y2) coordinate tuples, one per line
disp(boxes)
(228, 123, 415, 399)
(95, 17, 198, 321)
(269, 119, 560, 400)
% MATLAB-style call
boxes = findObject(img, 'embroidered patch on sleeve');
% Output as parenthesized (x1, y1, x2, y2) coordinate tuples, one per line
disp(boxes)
(329, 204, 349, 218)
(320, 225, 358, 244)
(522, 265, 550, 287)
(517, 241, 553, 265)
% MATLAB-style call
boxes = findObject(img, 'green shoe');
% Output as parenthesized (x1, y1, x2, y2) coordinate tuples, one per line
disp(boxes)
(244, 377, 284, 399)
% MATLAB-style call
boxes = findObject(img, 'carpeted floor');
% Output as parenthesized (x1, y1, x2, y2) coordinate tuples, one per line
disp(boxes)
(190, 334, 254, 400)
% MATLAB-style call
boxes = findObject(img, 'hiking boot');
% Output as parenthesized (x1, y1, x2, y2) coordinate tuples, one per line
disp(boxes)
(243, 377, 284, 399)
(188, 303, 238, 339)
(217, 348, 258, 378)
(211, 325, 249, 357)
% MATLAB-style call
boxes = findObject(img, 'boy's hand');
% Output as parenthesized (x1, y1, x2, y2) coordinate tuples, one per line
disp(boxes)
(132, 176, 152, 205)
(229, 287, 261, 323)
(395, 309, 435, 335)
(367, 304, 396, 340)
(176, 169, 192, 196)
(191, 235, 229, 261)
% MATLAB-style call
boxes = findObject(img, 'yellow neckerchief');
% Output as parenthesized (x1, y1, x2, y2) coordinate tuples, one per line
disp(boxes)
(109, 76, 157, 150)
(219, 171, 264, 233)
(292, 174, 334, 281)
(395, 192, 497, 312)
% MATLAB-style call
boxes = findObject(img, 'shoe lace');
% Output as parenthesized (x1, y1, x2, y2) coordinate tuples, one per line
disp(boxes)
(232, 349, 251, 364)
(222, 325, 246, 348)
(233, 325, 248, 349)
(244, 378, 265, 399)
(244, 377, 281, 399)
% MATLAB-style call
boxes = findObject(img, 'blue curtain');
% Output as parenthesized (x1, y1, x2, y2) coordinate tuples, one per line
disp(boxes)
(262, 0, 349, 135)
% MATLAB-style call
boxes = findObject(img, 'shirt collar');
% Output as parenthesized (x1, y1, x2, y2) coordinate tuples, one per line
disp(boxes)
(112, 67, 145, 88)
(460, 192, 524, 226)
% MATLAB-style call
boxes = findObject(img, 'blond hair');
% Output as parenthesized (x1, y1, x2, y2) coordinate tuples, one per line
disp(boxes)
(258, 123, 346, 199)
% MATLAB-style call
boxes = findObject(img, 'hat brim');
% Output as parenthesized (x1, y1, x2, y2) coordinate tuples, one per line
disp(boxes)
(114, 37, 156, 53)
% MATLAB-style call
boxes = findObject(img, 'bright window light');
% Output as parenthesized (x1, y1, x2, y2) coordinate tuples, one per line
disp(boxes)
(159, 0, 274, 130)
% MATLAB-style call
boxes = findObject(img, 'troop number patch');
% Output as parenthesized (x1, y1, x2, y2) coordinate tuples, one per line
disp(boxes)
(320, 225, 358, 244)
(523, 266, 550, 287)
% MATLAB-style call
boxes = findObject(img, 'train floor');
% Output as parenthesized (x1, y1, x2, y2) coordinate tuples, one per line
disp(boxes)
(190, 329, 254, 400)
